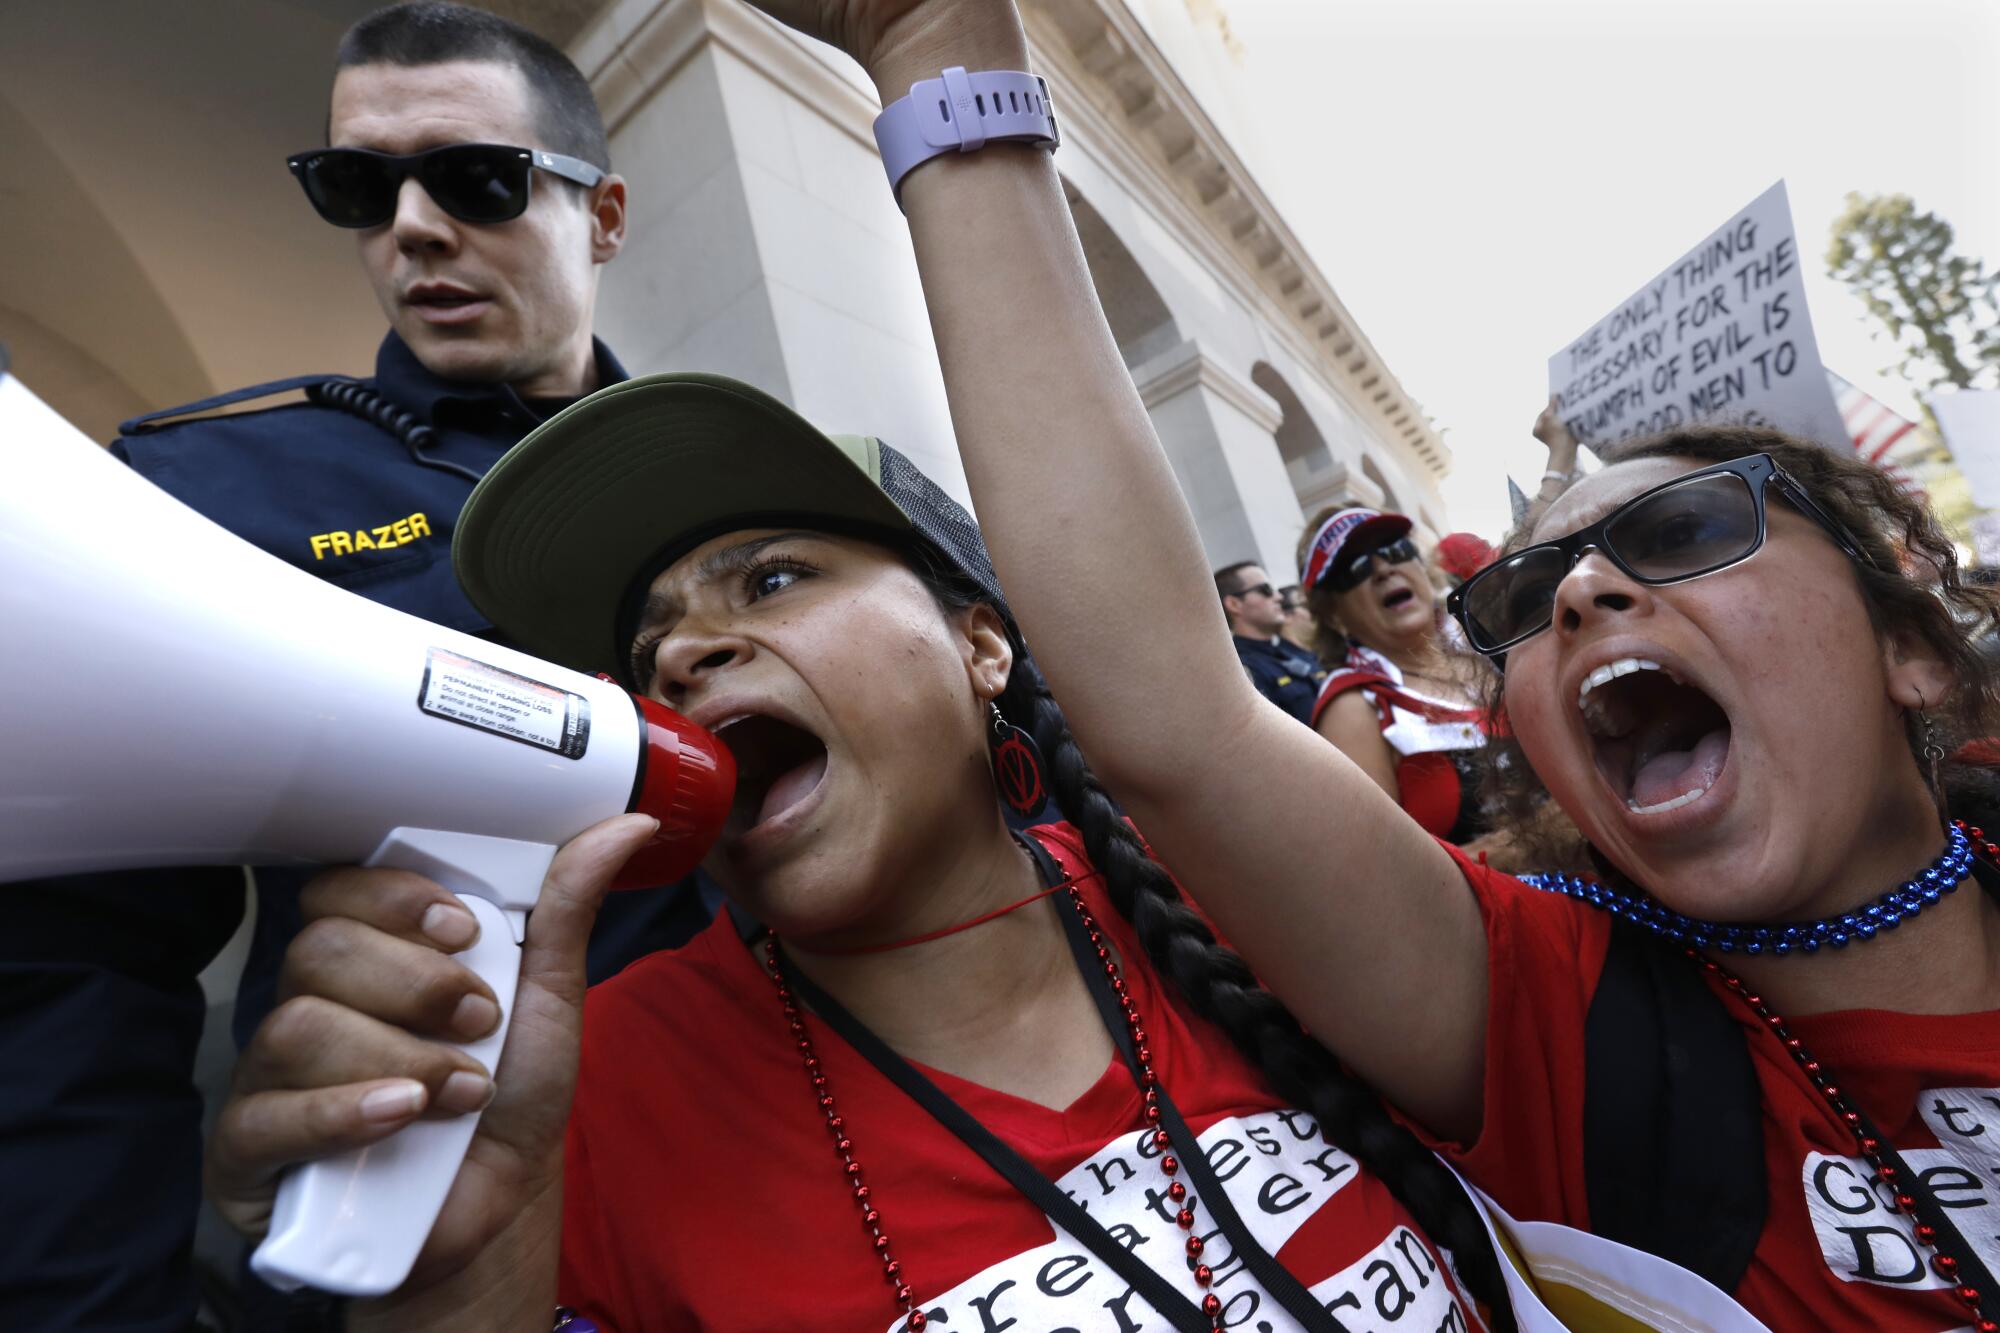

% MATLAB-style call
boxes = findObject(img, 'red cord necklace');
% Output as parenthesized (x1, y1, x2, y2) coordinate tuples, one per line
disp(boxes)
(808, 869, 1100, 956)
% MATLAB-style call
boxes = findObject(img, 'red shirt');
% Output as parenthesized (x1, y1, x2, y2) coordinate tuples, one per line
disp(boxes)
(1310, 647, 1488, 842)
(1437, 843, 2000, 1331)
(559, 825, 1482, 1331)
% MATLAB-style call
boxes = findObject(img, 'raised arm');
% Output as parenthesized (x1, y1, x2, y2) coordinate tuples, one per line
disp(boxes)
(1522, 393, 1582, 534)
(1316, 692, 1404, 801)
(745, 0, 1490, 1135)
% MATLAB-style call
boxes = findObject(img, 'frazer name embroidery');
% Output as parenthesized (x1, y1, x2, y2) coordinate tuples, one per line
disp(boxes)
(308, 511, 432, 560)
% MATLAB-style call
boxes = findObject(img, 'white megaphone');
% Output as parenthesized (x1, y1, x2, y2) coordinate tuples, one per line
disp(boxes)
(0, 354, 735, 1296)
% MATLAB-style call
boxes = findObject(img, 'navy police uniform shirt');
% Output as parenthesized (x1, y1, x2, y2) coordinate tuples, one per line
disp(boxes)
(113, 329, 625, 633)
(1233, 633, 1326, 725)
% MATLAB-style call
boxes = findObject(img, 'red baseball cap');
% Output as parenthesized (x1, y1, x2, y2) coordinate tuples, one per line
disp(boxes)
(1301, 507, 1413, 590)
(1435, 532, 1498, 582)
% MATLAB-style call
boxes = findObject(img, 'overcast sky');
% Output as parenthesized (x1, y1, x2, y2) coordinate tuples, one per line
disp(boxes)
(1218, 0, 2000, 539)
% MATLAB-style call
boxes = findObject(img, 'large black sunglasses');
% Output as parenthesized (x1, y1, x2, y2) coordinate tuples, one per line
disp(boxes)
(1323, 536, 1420, 594)
(285, 142, 604, 229)
(1446, 453, 1874, 658)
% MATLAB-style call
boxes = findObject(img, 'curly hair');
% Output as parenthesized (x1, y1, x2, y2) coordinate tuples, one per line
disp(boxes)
(1475, 425, 2000, 871)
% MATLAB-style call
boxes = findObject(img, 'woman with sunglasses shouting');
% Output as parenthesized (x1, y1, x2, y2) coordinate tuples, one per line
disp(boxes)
(630, 8, 2000, 1333)
(934, 231, 2000, 1331)
(1295, 509, 1497, 848)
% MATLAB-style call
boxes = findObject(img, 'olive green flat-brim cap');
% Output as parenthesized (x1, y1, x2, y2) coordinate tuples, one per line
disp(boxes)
(452, 373, 916, 679)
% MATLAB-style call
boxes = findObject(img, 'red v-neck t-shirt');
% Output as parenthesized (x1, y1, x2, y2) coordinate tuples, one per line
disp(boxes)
(1434, 843, 2000, 1331)
(558, 825, 1483, 1331)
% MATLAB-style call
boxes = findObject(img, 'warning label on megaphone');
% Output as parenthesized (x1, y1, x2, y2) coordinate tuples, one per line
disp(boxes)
(418, 646, 591, 759)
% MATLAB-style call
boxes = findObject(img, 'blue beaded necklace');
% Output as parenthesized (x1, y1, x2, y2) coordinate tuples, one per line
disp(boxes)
(1519, 821, 1978, 956)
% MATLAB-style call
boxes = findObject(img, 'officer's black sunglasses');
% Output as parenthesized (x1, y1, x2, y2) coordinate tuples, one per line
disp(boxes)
(1322, 537, 1420, 594)
(1446, 453, 1875, 659)
(285, 142, 605, 229)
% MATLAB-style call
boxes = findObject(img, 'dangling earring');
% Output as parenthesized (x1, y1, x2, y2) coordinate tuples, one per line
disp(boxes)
(988, 702, 1048, 819)
(1917, 688, 1951, 823)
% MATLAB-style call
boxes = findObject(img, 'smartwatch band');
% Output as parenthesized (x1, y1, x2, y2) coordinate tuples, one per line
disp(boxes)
(873, 66, 1060, 206)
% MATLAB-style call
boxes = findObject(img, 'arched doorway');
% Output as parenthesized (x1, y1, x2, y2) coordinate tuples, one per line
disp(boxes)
(1251, 361, 1349, 519)
(1361, 455, 1403, 513)
(1066, 184, 1181, 369)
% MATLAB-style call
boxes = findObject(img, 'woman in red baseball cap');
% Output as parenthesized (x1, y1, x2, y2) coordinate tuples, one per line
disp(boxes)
(1295, 507, 1496, 846)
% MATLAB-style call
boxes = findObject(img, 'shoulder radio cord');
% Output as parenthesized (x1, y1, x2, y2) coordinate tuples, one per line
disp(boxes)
(306, 379, 486, 484)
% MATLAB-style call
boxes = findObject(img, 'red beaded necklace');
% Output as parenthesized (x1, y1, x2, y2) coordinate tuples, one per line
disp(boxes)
(758, 874, 1226, 1333)
(1694, 943, 2000, 1330)
(1672, 821, 2000, 1331)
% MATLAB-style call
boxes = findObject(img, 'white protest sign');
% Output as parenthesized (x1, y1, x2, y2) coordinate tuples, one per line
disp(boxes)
(1971, 513, 2000, 569)
(1550, 181, 1850, 452)
(1930, 388, 2000, 509)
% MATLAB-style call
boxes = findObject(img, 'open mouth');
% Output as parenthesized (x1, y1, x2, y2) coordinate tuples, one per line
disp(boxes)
(1381, 587, 1416, 611)
(1578, 658, 1732, 816)
(712, 714, 829, 836)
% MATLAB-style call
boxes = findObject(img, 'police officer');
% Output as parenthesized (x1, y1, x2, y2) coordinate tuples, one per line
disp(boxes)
(1215, 560, 1326, 724)
(0, 6, 712, 1328)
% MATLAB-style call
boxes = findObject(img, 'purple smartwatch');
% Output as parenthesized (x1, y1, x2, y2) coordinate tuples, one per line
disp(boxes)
(872, 66, 1060, 206)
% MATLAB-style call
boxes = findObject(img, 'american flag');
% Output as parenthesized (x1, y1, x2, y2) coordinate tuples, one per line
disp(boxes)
(1826, 370, 1924, 496)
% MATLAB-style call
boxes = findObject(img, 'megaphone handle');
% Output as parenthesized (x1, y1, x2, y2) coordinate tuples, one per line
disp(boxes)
(251, 829, 555, 1297)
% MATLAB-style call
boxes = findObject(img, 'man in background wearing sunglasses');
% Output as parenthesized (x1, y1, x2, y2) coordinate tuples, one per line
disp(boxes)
(122, 1, 630, 628)
(1277, 582, 1322, 660)
(1217, 560, 1328, 724)
(0, 6, 717, 1330)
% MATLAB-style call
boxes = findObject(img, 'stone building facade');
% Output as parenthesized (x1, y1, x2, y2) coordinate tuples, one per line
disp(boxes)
(0, 0, 1449, 579)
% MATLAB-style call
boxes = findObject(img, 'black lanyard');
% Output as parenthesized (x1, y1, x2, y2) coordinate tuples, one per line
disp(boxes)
(770, 839, 1350, 1331)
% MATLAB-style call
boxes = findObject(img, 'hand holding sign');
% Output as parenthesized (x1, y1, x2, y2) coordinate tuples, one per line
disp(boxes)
(1533, 394, 1580, 476)
(1549, 182, 1849, 453)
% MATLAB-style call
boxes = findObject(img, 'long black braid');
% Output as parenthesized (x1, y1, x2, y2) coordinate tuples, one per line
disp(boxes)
(990, 649, 1518, 1327)
(887, 543, 1517, 1323)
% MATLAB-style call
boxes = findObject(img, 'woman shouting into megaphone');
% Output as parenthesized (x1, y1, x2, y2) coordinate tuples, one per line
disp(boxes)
(207, 4, 1535, 1328)
(211, 0, 2000, 1329)
(213, 402, 1523, 1331)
